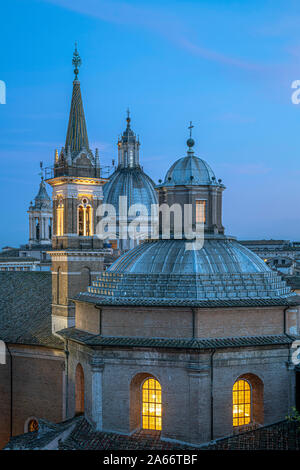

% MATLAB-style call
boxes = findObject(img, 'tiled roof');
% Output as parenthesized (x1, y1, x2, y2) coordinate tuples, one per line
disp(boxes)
(204, 420, 300, 450)
(59, 417, 195, 450)
(5, 416, 300, 450)
(74, 292, 300, 308)
(285, 276, 300, 290)
(0, 272, 62, 349)
(0, 248, 20, 258)
(4, 417, 80, 450)
(58, 328, 297, 351)
(0, 256, 38, 262)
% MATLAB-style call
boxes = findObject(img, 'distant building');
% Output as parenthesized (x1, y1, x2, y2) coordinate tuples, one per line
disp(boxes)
(0, 177, 53, 271)
(240, 239, 300, 276)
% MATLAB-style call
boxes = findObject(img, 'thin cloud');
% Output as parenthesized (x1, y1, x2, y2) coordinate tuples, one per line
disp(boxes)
(42, 0, 262, 71)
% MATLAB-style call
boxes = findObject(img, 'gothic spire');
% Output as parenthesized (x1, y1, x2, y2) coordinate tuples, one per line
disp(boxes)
(65, 44, 89, 155)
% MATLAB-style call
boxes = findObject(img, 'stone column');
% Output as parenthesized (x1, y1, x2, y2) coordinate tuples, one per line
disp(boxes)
(187, 363, 211, 444)
(29, 215, 34, 242)
(90, 358, 104, 431)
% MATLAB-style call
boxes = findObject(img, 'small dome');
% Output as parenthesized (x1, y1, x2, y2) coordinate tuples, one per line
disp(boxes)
(163, 155, 218, 186)
(103, 167, 158, 216)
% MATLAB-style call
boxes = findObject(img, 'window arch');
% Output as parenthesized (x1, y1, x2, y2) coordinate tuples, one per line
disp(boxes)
(75, 363, 85, 415)
(56, 266, 61, 305)
(233, 379, 251, 427)
(56, 200, 64, 236)
(25, 417, 39, 433)
(78, 199, 93, 236)
(142, 378, 162, 431)
(232, 372, 264, 426)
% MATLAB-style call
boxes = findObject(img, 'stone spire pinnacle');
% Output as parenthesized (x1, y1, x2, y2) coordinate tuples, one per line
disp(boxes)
(65, 44, 89, 155)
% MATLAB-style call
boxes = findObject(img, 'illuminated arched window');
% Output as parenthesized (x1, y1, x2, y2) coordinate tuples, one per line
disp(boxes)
(86, 206, 91, 236)
(57, 201, 64, 236)
(142, 378, 162, 431)
(233, 379, 251, 427)
(78, 199, 93, 236)
(78, 206, 84, 236)
(28, 418, 39, 432)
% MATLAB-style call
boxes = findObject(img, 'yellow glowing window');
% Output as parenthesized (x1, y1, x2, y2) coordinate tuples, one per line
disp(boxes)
(196, 200, 206, 224)
(78, 204, 93, 236)
(57, 204, 64, 236)
(28, 419, 39, 432)
(233, 379, 251, 427)
(142, 378, 162, 431)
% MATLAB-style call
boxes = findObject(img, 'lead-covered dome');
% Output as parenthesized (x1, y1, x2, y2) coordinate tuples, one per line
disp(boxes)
(109, 236, 272, 275)
(83, 236, 293, 305)
(103, 167, 158, 216)
(103, 113, 158, 217)
(164, 155, 217, 186)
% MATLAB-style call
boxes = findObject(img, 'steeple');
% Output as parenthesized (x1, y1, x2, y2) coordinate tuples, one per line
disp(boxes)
(51, 44, 99, 179)
(117, 110, 140, 168)
(65, 44, 89, 156)
(28, 163, 52, 246)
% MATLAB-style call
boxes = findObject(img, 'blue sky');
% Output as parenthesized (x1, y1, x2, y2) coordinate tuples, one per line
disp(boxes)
(1, 0, 300, 246)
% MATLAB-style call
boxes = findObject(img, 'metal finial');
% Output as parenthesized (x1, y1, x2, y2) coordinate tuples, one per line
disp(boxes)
(188, 121, 194, 138)
(126, 108, 131, 126)
(39, 161, 44, 181)
(72, 42, 82, 80)
(187, 121, 195, 150)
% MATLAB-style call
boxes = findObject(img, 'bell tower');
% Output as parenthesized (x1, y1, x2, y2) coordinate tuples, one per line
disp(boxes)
(28, 164, 52, 246)
(46, 45, 107, 334)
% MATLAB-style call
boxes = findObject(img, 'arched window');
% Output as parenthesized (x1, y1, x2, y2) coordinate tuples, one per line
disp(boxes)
(78, 199, 93, 236)
(86, 206, 91, 236)
(56, 267, 61, 305)
(142, 378, 162, 431)
(75, 363, 85, 415)
(57, 201, 64, 236)
(35, 219, 40, 240)
(28, 418, 39, 432)
(233, 379, 251, 427)
(78, 206, 84, 236)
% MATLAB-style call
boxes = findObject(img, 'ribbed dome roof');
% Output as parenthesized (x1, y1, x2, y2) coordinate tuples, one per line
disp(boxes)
(103, 167, 158, 216)
(163, 155, 218, 186)
(109, 237, 270, 275)
(83, 236, 293, 304)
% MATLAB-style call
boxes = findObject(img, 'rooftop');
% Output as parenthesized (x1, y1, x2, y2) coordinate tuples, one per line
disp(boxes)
(5, 416, 300, 450)
(58, 328, 298, 350)
(0, 272, 62, 349)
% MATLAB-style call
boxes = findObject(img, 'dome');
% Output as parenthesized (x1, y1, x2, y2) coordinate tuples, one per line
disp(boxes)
(163, 155, 219, 186)
(84, 236, 293, 304)
(109, 237, 271, 275)
(103, 167, 158, 216)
